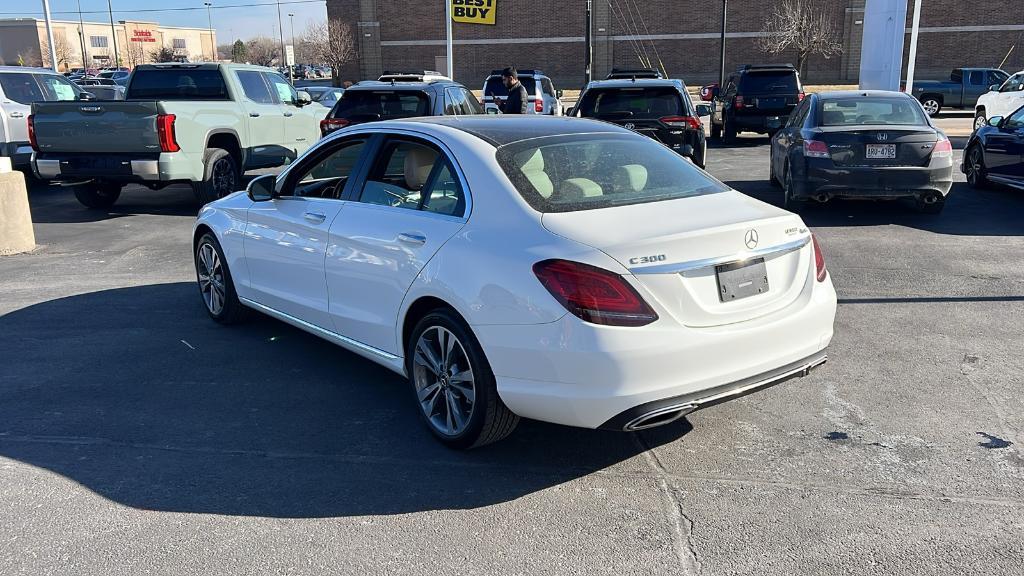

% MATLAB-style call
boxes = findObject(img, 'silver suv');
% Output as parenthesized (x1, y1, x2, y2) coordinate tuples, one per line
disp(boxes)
(0, 67, 89, 169)
(481, 69, 562, 115)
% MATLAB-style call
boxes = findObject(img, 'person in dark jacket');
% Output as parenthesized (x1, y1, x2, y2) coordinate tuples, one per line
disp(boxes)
(498, 67, 529, 114)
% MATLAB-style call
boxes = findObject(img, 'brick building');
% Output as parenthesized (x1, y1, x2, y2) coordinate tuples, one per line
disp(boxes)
(327, 0, 1024, 89)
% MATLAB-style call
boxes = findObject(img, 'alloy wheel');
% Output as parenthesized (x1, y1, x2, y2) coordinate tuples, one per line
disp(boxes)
(974, 115, 987, 131)
(922, 99, 940, 116)
(212, 158, 236, 199)
(966, 147, 983, 186)
(412, 326, 476, 437)
(197, 242, 226, 315)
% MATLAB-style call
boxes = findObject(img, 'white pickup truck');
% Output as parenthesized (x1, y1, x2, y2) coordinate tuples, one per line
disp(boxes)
(974, 70, 1024, 131)
(30, 63, 324, 208)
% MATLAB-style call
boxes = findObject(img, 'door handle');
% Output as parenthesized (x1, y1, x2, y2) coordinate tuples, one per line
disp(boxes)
(249, 112, 260, 117)
(398, 232, 427, 244)
(303, 212, 327, 224)
(284, 111, 294, 117)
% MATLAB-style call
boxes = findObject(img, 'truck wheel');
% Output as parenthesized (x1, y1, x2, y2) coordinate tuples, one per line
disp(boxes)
(723, 114, 738, 144)
(973, 110, 987, 131)
(74, 181, 121, 209)
(193, 148, 239, 205)
(710, 118, 722, 139)
(920, 96, 941, 117)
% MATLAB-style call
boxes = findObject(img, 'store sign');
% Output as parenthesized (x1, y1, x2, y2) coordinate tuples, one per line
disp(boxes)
(130, 30, 157, 43)
(452, 0, 495, 25)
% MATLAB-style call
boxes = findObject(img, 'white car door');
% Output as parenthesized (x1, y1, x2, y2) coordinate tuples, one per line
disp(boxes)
(326, 134, 468, 355)
(244, 136, 371, 329)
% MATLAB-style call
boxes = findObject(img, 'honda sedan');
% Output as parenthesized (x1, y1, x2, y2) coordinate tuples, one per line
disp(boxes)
(193, 116, 837, 448)
(770, 90, 954, 213)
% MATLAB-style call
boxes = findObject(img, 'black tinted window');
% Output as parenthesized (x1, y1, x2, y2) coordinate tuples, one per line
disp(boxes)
(0, 73, 44, 104)
(237, 71, 274, 103)
(577, 88, 682, 118)
(127, 69, 228, 100)
(484, 76, 536, 97)
(739, 71, 799, 93)
(332, 90, 430, 120)
(819, 97, 927, 126)
(969, 71, 984, 85)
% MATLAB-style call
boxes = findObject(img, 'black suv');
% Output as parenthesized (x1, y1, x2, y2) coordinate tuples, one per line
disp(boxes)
(320, 75, 481, 137)
(571, 78, 710, 168)
(710, 64, 804, 143)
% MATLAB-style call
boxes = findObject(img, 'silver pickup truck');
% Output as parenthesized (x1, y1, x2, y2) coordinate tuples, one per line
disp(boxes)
(30, 63, 323, 208)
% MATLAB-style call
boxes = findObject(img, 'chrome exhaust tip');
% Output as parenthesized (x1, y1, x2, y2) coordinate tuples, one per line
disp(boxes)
(623, 403, 697, 432)
(814, 193, 830, 203)
(921, 193, 941, 205)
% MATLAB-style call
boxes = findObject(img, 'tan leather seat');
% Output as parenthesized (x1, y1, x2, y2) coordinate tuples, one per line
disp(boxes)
(611, 164, 648, 194)
(404, 146, 438, 190)
(519, 149, 554, 198)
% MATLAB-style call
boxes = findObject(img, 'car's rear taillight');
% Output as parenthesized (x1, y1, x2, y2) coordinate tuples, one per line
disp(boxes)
(660, 115, 702, 130)
(320, 118, 349, 136)
(798, 92, 805, 102)
(932, 137, 952, 159)
(156, 113, 179, 153)
(27, 114, 38, 151)
(734, 95, 744, 109)
(535, 98, 544, 113)
(533, 259, 658, 327)
(812, 234, 827, 282)
(803, 139, 830, 159)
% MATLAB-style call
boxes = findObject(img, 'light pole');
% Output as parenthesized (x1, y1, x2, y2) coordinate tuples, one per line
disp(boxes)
(584, 0, 592, 85)
(444, 0, 453, 79)
(76, 0, 88, 69)
(288, 12, 295, 65)
(718, 0, 727, 89)
(204, 2, 214, 61)
(41, 0, 59, 71)
(106, 0, 120, 69)
(276, 0, 292, 82)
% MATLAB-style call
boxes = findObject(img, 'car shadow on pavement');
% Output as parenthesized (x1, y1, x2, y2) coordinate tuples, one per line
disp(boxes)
(27, 182, 201, 224)
(0, 282, 690, 518)
(724, 180, 1024, 237)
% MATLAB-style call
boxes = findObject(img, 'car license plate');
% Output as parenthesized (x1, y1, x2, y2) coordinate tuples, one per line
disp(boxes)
(716, 258, 769, 302)
(865, 144, 896, 159)
(766, 116, 782, 129)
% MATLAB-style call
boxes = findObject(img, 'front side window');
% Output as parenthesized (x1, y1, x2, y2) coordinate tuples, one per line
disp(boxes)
(1000, 74, 1023, 92)
(990, 71, 1008, 86)
(359, 139, 466, 217)
(236, 70, 274, 104)
(577, 87, 682, 119)
(38, 74, 79, 101)
(1004, 107, 1024, 130)
(496, 134, 727, 213)
(459, 88, 483, 114)
(265, 73, 297, 104)
(289, 140, 367, 198)
(444, 87, 466, 115)
(819, 97, 928, 126)
(969, 71, 985, 85)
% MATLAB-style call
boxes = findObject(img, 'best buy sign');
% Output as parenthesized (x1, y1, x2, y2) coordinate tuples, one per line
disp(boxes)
(452, 0, 495, 25)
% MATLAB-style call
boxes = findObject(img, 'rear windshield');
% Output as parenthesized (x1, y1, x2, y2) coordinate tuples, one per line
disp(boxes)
(331, 90, 430, 120)
(127, 69, 229, 100)
(496, 134, 727, 213)
(484, 76, 537, 98)
(819, 97, 928, 126)
(0, 73, 79, 104)
(577, 87, 683, 119)
(740, 71, 799, 93)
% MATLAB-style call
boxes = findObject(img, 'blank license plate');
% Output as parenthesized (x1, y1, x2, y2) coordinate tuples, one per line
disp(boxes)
(866, 144, 896, 159)
(716, 258, 769, 302)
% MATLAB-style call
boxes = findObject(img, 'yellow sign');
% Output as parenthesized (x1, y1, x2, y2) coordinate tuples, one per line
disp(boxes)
(452, 0, 496, 25)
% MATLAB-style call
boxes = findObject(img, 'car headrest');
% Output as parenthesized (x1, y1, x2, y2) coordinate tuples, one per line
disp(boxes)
(556, 178, 603, 202)
(519, 149, 554, 198)
(520, 149, 544, 171)
(404, 146, 437, 190)
(612, 164, 648, 193)
(823, 111, 845, 125)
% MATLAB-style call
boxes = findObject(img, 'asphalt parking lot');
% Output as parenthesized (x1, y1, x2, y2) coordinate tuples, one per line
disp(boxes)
(2, 129, 1023, 575)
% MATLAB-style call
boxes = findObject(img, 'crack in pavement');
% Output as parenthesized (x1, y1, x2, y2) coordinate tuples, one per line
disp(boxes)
(636, 435, 702, 575)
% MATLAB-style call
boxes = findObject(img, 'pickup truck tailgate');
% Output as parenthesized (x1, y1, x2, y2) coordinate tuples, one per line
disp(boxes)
(31, 101, 162, 154)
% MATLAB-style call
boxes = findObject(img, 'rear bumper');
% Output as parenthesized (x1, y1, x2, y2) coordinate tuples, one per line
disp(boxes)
(733, 113, 790, 133)
(31, 151, 199, 184)
(794, 158, 954, 200)
(474, 273, 837, 429)
(0, 141, 32, 167)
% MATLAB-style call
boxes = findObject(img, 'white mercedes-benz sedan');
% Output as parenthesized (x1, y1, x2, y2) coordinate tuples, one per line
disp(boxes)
(193, 116, 837, 448)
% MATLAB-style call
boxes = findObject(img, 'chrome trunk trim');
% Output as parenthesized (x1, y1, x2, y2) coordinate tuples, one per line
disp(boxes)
(629, 235, 811, 275)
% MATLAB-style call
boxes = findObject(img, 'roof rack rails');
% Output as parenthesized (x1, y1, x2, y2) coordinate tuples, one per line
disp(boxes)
(606, 68, 663, 80)
(488, 69, 544, 77)
(739, 63, 796, 71)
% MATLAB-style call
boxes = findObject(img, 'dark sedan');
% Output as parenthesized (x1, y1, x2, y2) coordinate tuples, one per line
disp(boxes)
(770, 90, 954, 214)
(962, 104, 1024, 191)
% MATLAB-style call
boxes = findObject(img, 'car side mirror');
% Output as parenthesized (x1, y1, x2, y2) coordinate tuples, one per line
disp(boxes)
(77, 91, 95, 101)
(988, 116, 1004, 127)
(247, 174, 276, 201)
(295, 91, 312, 107)
(695, 104, 712, 117)
(988, 83, 1000, 92)
(556, 89, 563, 98)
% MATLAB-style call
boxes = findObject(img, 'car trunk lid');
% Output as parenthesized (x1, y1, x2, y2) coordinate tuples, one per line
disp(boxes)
(815, 126, 938, 167)
(541, 191, 814, 327)
(30, 100, 162, 154)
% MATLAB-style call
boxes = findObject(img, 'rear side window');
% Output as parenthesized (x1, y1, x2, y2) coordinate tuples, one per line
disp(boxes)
(819, 97, 927, 126)
(127, 69, 228, 100)
(577, 88, 683, 119)
(496, 134, 726, 213)
(483, 76, 537, 98)
(739, 71, 799, 93)
(0, 73, 45, 104)
(332, 90, 430, 120)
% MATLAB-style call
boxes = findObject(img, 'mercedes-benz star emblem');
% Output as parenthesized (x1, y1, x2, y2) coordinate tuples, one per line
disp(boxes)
(623, 122, 636, 130)
(876, 132, 889, 141)
(744, 229, 759, 250)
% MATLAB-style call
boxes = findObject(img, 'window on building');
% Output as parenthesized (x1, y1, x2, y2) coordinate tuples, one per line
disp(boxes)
(172, 38, 187, 50)
(90, 36, 108, 48)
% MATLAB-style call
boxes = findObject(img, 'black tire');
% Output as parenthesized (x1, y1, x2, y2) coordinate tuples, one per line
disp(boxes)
(723, 113, 738, 144)
(783, 164, 806, 212)
(916, 194, 946, 214)
(710, 118, 722, 139)
(769, 147, 781, 187)
(192, 148, 239, 205)
(920, 96, 942, 118)
(74, 181, 121, 209)
(194, 232, 250, 324)
(407, 309, 519, 449)
(973, 110, 987, 132)
(964, 144, 989, 189)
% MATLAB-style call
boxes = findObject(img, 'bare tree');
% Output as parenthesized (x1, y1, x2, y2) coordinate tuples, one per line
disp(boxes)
(756, 0, 842, 76)
(150, 46, 178, 63)
(124, 40, 147, 68)
(246, 37, 280, 67)
(301, 20, 357, 87)
(40, 33, 76, 70)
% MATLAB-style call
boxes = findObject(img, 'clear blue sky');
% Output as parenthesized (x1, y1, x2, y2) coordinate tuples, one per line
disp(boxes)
(4, 0, 327, 44)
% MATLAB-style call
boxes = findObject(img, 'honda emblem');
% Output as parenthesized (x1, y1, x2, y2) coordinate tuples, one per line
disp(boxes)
(876, 132, 889, 141)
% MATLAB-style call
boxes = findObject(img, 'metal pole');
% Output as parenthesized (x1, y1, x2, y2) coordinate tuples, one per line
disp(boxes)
(276, 0, 292, 82)
(718, 0, 727, 88)
(41, 0, 59, 71)
(76, 0, 88, 69)
(584, 0, 592, 84)
(288, 13, 295, 62)
(905, 0, 922, 94)
(106, 0, 120, 69)
(445, 0, 453, 78)
(204, 2, 214, 61)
